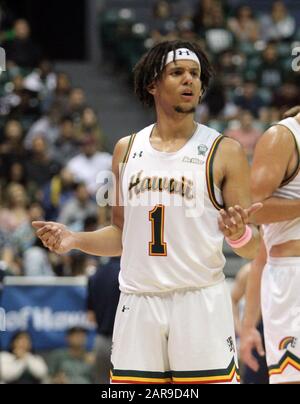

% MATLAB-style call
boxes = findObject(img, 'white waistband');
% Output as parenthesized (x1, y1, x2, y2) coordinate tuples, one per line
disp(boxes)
(267, 256, 300, 267)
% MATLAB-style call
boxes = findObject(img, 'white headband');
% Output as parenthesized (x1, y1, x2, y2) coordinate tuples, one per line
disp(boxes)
(164, 48, 200, 67)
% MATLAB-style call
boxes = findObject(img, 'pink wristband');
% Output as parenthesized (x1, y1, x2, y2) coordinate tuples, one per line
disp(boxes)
(226, 225, 253, 249)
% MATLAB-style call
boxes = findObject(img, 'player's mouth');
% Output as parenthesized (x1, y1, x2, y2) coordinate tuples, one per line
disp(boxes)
(180, 90, 194, 101)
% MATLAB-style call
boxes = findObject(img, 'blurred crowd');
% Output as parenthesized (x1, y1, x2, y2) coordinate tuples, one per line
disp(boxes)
(0, 5, 112, 279)
(101, 0, 300, 156)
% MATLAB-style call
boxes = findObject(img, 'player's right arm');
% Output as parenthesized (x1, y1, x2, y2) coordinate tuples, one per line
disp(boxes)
(32, 137, 131, 257)
(240, 238, 266, 371)
(251, 124, 300, 224)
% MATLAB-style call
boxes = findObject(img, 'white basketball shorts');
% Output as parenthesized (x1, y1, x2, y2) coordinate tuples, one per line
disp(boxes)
(261, 257, 300, 384)
(110, 281, 240, 384)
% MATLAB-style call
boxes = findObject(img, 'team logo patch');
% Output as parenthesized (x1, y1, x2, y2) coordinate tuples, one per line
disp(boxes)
(279, 337, 298, 351)
(198, 145, 208, 156)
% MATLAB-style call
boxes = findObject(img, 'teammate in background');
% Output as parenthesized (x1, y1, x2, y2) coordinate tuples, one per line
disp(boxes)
(241, 107, 300, 384)
(33, 40, 261, 384)
(231, 262, 268, 384)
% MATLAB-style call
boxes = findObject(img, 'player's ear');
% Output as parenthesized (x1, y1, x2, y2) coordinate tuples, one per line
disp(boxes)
(147, 81, 156, 96)
(198, 86, 205, 103)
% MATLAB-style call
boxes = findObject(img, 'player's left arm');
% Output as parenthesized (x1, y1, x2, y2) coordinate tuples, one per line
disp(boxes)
(217, 138, 261, 259)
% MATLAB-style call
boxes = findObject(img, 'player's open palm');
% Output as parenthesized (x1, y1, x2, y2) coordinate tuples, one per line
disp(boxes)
(32, 221, 75, 255)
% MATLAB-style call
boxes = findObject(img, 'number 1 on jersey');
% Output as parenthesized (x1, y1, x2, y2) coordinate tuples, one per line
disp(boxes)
(149, 205, 168, 256)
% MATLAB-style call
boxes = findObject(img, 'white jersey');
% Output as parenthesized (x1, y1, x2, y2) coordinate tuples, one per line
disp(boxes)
(119, 123, 226, 294)
(263, 117, 300, 252)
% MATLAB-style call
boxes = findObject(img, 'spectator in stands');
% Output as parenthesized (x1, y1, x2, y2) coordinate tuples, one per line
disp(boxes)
(25, 136, 59, 189)
(42, 168, 75, 221)
(0, 331, 48, 384)
(66, 88, 87, 123)
(234, 80, 265, 118)
(0, 120, 26, 179)
(151, 0, 177, 42)
(4, 19, 42, 68)
(228, 5, 260, 44)
(0, 75, 34, 118)
(215, 49, 245, 89)
(6, 162, 27, 186)
(205, 4, 235, 54)
(0, 183, 29, 236)
(23, 59, 57, 100)
(58, 182, 98, 231)
(44, 72, 72, 112)
(193, 0, 219, 34)
(256, 42, 284, 89)
(87, 257, 121, 384)
(0, 230, 15, 275)
(64, 251, 93, 277)
(177, 14, 196, 41)
(23, 236, 54, 277)
(260, 0, 296, 42)
(25, 104, 61, 151)
(258, 106, 281, 131)
(76, 107, 105, 150)
(67, 134, 112, 196)
(225, 110, 262, 159)
(48, 327, 94, 384)
(11, 201, 44, 258)
(196, 80, 239, 130)
(53, 115, 80, 166)
(272, 80, 300, 114)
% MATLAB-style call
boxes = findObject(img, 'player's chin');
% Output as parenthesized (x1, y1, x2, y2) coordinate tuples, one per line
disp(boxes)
(174, 104, 196, 114)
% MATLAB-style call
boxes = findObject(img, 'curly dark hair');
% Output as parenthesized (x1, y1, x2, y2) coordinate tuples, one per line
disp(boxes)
(133, 40, 213, 108)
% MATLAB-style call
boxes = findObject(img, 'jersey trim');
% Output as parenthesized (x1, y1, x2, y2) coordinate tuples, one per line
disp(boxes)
(110, 358, 240, 384)
(122, 133, 137, 165)
(172, 358, 240, 384)
(269, 351, 300, 377)
(120, 133, 137, 180)
(206, 135, 225, 211)
(277, 125, 300, 188)
(110, 366, 172, 384)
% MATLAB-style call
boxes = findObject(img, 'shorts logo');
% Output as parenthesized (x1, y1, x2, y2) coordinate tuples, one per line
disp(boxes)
(279, 337, 297, 351)
(122, 306, 130, 313)
(227, 336, 235, 353)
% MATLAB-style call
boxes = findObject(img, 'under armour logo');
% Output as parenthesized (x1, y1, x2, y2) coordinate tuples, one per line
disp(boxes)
(122, 306, 130, 313)
(178, 50, 191, 56)
(133, 151, 143, 159)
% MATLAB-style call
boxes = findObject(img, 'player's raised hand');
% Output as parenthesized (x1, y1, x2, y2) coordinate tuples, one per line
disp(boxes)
(32, 221, 76, 255)
(218, 203, 262, 241)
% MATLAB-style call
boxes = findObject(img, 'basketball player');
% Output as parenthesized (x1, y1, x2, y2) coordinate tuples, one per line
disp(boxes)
(33, 40, 261, 384)
(241, 109, 300, 384)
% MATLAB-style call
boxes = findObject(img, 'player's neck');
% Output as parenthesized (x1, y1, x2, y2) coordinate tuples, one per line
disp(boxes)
(154, 113, 196, 141)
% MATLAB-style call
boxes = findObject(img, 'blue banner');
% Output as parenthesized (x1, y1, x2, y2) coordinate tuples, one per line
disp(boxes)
(0, 278, 96, 351)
